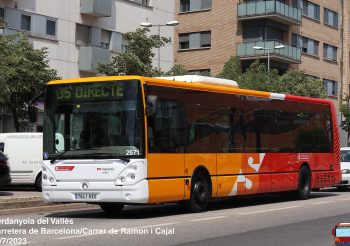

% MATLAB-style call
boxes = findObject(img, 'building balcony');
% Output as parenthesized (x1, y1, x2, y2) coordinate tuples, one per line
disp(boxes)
(79, 45, 111, 73)
(0, 27, 19, 35)
(237, 40, 301, 64)
(80, 0, 112, 17)
(237, 0, 301, 25)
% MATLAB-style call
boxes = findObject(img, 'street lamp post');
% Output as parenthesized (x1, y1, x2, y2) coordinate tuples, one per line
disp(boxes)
(253, 44, 285, 71)
(140, 20, 180, 70)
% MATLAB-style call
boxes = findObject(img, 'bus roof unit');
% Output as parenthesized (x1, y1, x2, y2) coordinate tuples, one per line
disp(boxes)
(158, 75, 239, 88)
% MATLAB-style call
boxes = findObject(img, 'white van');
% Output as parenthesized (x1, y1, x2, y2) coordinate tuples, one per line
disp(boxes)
(0, 133, 43, 191)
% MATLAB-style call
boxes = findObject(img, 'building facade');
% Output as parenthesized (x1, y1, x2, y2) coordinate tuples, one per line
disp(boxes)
(0, 0, 176, 132)
(175, 0, 350, 144)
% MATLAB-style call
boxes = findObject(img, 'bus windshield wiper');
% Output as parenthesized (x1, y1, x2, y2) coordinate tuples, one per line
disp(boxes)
(81, 153, 130, 163)
(50, 150, 73, 164)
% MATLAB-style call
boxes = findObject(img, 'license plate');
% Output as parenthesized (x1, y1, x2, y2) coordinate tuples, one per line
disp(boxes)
(74, 193, 97, 200)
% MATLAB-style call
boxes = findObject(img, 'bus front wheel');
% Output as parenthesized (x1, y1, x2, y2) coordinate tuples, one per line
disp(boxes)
(99, 203, 124, 215)
(185, 173, 211, 213)
(295, 166, 311, 200)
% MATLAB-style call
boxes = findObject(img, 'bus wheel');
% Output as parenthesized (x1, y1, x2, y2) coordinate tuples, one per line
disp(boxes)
(295, 166, 311, 200)
(186, 173, 211, 213)
(35, 173, 42, 192)
(99, 203, 124, 215)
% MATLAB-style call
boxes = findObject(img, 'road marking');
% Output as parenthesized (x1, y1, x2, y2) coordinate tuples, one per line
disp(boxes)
(188, 216, 226, 222)
(55, 222, 179, 240)
(238, 205, 302, 215)
(312, 201, 335, 205)
(340, 198, 350, 201)
(134, 222, 179, 229)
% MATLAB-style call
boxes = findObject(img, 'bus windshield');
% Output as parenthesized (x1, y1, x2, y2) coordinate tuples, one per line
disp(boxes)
(43, 80, 144, 160)
(336, 227, 350, 237)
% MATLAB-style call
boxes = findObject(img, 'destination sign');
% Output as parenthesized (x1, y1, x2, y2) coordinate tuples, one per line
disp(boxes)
(54, 83, 124, 101)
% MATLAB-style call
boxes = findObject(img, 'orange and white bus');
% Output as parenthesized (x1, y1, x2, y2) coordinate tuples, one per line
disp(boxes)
(39, 75, 341, 213)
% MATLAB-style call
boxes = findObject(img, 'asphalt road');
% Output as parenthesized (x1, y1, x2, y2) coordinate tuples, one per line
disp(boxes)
(0, 188, 349, 246)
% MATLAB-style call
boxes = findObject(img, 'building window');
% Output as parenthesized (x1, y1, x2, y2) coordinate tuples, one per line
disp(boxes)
(323, 44, 337, 62)
(101, 29, 111, 49)
(46, 20, 56, 36)
(324, 8, 338, 27)
(180, 0, 212, 13)
(324, 79, 337, 97)
(179, 31, 211, 50)
(127, 0, 150, 6)
(76, 24, 90, 45)
(293, 0, 320, 20)
(0, 8, 4, 19)
(292, 33, 319, 56)
(188, 69, 211, 76)
(21, 14, 31, 31)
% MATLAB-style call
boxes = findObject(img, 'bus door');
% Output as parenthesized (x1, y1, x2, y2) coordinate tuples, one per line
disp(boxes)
(146, 94, 186, 203)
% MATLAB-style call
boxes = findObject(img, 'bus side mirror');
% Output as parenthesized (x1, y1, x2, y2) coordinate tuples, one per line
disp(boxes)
(28, 105, 37, 123)
(332, 228, 335, 236)
(146, 95, 158, 116)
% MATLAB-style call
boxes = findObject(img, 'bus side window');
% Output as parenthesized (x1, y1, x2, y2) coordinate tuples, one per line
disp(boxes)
(0, 142, 4, 152)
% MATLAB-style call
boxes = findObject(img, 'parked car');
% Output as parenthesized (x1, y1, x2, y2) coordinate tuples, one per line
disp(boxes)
(337, 147, 350, 190)
(0, 133, 42, 191)
(0, 150, 10, 187)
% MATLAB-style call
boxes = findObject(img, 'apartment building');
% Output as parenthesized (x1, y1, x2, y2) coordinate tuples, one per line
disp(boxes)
(0, 0, 175, 132)
(175, 0, 348, 101)
(175, 0, 350, 144)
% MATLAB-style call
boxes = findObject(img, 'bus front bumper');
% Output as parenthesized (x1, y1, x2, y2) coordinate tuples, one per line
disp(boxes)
(42, 179, 149, 204)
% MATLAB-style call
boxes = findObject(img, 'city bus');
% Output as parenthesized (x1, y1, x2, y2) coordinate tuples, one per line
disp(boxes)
(37, 75, 341, 213)
(332, 223, 350, 245)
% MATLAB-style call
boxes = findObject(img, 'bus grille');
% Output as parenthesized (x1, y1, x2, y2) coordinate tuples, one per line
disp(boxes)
(315, 172, 335, 185)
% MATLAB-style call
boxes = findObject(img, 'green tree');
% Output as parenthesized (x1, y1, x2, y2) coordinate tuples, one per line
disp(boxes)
(340, 96, 350, 133)
(277, 70, 326, 98)
(0, 18, 6, 28)
(0, 33, 58, 131)
(217, 56, 242, 82)
(165, 64, 188, 76)
(219, 57, 327, 98)
(97, 28, 171, 76)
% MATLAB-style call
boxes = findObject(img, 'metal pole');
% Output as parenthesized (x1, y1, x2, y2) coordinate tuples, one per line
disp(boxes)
(158, 24, 161, 70)
(267, 49, 270, 71)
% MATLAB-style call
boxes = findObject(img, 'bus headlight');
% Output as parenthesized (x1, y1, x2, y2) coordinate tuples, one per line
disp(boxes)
(341, 169, 350, 174)
(42, 164, 57, 186)
(115, 162, 145, 186)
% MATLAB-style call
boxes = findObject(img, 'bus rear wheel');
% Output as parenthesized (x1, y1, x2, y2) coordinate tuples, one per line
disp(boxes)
(185, 173, 211, 213)
(99, 203, 124, 215)
(295, 166, 311, 200)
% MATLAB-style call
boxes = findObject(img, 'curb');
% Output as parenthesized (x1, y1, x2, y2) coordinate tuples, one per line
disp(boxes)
(0, 196, 99, 216)
(0, 203, 99, 216)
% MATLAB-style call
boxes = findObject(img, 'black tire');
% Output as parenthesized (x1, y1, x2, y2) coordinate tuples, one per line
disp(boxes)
(336, 186, 348, 191)
(295, 166, 311, 200)
(185, 173, 211, 213)
(35, 173, 42, 192)
(311, 188, 320, 192)
(99, 203, 124, 215)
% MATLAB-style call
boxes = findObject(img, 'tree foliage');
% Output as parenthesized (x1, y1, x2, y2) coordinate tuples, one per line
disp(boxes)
(218, 56, 327, 99)
(0, 33, 58, 131)
(340, 95, 350, 133)
(165, 64, 188, 76)
(97, 28, 171, 77)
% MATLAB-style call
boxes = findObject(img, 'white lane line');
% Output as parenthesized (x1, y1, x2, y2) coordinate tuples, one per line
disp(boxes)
(188, 216, 226, 222)
(312, 201, 335, 205)
(238, 205, 302, 215)
(340, 198, 350, 201)
(134, 222, 179, 229)
(54, 222, 179, 240)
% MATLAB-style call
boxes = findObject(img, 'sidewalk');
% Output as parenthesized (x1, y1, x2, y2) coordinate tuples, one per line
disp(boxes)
(0, 186, 97, 215)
